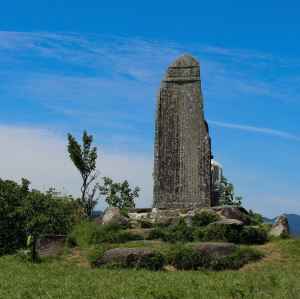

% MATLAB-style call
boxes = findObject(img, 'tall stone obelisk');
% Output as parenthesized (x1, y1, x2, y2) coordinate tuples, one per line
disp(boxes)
(153, 54, 211, 209)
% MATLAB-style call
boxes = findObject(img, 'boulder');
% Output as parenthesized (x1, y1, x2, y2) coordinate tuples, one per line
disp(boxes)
(36, 235, 68, 256)
(206, 219, 244, 229)
(130, 220, 142, 229)
(127, 228, 153, 238)
(95, 207, 128, 229)
(127, 208, 151, 213)
(100, 247, 157, 267)
(184, 243, 236, 261)
(220, 206, 249, 225)
(155, 216, 180, 229)
(269, 215, 290, 237)
(129, 213, 148, 220)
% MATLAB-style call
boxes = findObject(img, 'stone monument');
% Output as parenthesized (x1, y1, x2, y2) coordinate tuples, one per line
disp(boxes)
(153, 54, 211, 209)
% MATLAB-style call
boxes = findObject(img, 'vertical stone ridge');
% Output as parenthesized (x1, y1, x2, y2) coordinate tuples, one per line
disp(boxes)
(153, 54, 211, 209)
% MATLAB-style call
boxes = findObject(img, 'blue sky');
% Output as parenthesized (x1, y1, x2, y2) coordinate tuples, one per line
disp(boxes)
(0, 1, 299, 217)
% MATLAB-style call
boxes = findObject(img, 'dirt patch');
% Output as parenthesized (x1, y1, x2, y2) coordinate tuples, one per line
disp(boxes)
(163, 264, 178, 271)
(241, 243, 282, 271)
(54, 247, 91, 268)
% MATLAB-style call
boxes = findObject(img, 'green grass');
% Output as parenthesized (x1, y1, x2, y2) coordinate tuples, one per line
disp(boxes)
(1, 239, 300, 298)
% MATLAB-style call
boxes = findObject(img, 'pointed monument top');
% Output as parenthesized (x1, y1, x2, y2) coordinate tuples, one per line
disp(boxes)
(162, 54, 200, 82)
(169, 54, 199, 68)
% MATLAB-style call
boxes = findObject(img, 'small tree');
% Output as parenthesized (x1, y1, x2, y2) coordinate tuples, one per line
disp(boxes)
(99, 177, 140, 210)
(67, 131, 100, 217)
(220, 176, 243, 206)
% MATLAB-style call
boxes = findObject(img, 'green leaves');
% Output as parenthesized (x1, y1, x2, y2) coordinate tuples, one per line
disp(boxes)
(99, 177, 140, 210)
(0, 178, 76, 255)
(220, 176, 243, 206)
(67, 131, 100, 217)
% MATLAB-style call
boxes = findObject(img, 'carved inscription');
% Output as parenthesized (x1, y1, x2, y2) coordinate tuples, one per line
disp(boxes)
(153, 54, 211, 209)
(168, 67, 200, 79)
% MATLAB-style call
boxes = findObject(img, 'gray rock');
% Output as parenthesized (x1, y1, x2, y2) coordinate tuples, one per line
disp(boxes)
(129, 212, 148, 220)
(100, 247, 157, 267)
(153, 54, 211, 209)
(129, 220, 142, 229)
(269, 215, 290, 237)
(220, 206, 249, 225)
(127, 228, 153, 238)
(206, 219, 244, 228)
(95, 207, 128, 229)
(36, 235, 68, 256)
(155, 216, 180, 229)
(127, 208, 151, 213)
(184, 243, 236, 261)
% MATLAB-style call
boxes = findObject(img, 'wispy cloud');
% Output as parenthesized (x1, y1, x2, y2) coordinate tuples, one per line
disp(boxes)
(208, 120, 300, 140)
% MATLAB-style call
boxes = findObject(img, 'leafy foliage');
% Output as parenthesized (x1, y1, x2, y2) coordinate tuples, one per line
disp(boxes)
(99, 177, 140, 210)
(220, 176, 243, 206)
(165, 244, 202, 270)
(0, 178, 76, 255)
(89, 222, 143, 244)
(189, 211, 221, 227)
(133, 252, 164, 270)
(248, 209, 264, 225)
(67, 131, 100, 217)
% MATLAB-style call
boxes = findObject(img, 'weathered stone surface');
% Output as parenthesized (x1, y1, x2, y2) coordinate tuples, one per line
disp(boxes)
(100, 247, 156, 267)
(154, 216, 180, 229)
(269, 215, 290, 237)
(184, 243, 236, 261)
(153, 54, 211, 209)
(220, 206, 249, 225)
(130, 220, 142, 229)
(95, 207, 128, 229)
(206, 219, 244, 228)
(129, 213, 148, 220)
(127, 228, 153, 238)
(127, 208, 151, 213)
(36, 235, 67, 256)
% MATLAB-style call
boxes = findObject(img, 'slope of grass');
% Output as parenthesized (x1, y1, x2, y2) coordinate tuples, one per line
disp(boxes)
(1, 238, 300, 298)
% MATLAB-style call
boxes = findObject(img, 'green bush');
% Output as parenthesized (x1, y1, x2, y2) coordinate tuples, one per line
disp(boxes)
(137, 220, 154, 228)
(120, 209, 129, 218)
(280, 232, 291, 239)
(190, 211, 220, 227)
(133, 252, 164, 270)
(146, 228, 166, 241)
(0, 178, 76, 255)
(239, 226, 268, 245)
(88, 244, 112, 268)
(166, 226, 195, 243)
(224, 247, 263, 270)
(248, 209, 264, 225)
(67, 219, 99, 247)
(165, 244, 203, 270)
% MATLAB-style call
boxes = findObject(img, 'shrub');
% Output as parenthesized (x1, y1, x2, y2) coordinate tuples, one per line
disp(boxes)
(165, 244, 203, 270)
(166, 226, 195, 243)
(88, 244, 111, 268)
(239, 226, 268, 245)
(248, 209, 264, 225)
(224, 247, 263, 270)
(190, 211, 220, 227)
(67, 219, 99, 247)
(146, 227, 167, 241)
(133, 252, 164, 270)
(137, 220, 154, 228)
(0, 178, 76, 255)
(120, 209, 129, 218)
(280, 232, 291, 239)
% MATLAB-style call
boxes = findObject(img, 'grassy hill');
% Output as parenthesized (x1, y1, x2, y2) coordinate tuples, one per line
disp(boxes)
(1, 238, 300, 298)
(264, 214, 300, 237)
